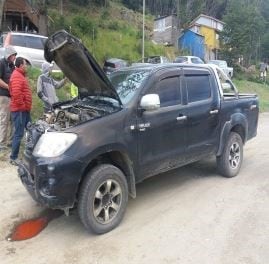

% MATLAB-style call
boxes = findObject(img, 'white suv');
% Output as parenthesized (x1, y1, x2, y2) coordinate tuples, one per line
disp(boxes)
(0, 32, 47, 68)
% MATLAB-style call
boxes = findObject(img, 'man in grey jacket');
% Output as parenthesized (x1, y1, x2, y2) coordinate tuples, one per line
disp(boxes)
(37, 62, 66, 113)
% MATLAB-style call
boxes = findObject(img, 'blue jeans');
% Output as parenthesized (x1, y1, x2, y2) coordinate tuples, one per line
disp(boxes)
(10, 111, 31, 160)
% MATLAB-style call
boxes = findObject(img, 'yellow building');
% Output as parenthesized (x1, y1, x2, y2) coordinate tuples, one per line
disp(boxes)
(189, 14, 224, 61)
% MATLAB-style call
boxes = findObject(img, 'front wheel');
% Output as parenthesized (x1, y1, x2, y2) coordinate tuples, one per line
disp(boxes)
(78, 164, 128, 234)
(217, 132, 243, 178)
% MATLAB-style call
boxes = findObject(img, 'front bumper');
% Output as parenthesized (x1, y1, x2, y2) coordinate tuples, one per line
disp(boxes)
(18, 153, 84, 209)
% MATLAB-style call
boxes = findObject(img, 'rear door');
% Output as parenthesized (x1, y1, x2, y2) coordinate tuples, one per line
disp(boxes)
(137, 69, 187, 179)
(183, 67, 220, 161)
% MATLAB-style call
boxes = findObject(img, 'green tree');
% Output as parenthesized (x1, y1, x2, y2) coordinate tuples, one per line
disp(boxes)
(220, 0, 265, 66)
(261, 32, 269, 60)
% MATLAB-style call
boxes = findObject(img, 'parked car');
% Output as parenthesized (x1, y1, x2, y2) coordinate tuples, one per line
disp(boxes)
(174, 56, 204, 64)
(132, 55, 170, 66)
(103, 58, 128, 75)
(207, 60, 233, 77)
(18, 30, 259, 234)
(0, 31, 58, 70)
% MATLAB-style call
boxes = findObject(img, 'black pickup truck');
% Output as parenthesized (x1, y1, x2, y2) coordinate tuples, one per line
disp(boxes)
(18, 31, 259, 234)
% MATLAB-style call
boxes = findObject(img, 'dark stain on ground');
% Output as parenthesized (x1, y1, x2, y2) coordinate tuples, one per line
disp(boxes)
(6, 209, 63, 242)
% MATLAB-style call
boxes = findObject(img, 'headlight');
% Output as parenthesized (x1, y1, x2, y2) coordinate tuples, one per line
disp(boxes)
(33, 132, 77, 158)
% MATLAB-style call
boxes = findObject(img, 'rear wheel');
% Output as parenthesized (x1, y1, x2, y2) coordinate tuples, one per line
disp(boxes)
(78, 164, 128, 234)
(217, 132, 243, 177)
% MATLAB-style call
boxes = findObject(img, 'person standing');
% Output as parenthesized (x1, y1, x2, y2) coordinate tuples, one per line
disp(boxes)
(37, 62, 66, 113)
(9, 57, 32, 165)
(0, 46, 17, 152)
(259, 61, 267, 82)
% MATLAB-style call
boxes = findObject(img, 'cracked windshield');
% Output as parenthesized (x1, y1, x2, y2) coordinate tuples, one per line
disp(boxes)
(109, 70, 150, 104)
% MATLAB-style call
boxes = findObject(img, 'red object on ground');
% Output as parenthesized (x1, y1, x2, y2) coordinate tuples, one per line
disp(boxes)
(10, 217, 49, 241)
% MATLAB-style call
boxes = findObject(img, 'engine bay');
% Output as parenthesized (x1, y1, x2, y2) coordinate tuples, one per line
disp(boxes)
(25, 97, 120, 153)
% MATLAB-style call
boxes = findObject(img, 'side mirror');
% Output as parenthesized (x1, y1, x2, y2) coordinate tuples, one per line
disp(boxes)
(221, 79, 238, 95)
(140, 94, 160, 111)
(222, 82, 232, 91)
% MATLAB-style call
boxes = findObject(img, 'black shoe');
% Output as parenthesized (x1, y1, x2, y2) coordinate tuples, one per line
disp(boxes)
(9, 159, 20, 166)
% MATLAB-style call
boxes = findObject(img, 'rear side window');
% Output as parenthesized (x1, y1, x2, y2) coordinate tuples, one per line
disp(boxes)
(9, 35, 46, 49)
(25, 36, 45, 49)
(156, 76, 181, 107)
(186, 74, 211, 103)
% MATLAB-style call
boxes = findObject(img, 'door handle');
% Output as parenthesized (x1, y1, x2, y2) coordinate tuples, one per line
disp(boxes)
(176, 115, 187, 121)
(250, 104, 257, 110)
(210, 109, 219, 115)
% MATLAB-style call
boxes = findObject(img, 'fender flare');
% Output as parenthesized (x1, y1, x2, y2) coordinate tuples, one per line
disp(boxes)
(217, 113, 248, 156)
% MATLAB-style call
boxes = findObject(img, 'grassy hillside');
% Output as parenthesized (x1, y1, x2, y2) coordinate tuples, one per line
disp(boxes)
(234, 80, 269, 112)
(48, 1, 176, 64)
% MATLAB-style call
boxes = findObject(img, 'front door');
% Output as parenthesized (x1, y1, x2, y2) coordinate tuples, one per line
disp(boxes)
(137, 71, 187, 179)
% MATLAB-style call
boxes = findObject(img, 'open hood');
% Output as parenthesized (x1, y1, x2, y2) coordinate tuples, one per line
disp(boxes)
(44, 30, 122, 105)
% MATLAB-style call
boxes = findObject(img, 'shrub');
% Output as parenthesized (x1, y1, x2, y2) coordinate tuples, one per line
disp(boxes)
(72, 15, 98, 38)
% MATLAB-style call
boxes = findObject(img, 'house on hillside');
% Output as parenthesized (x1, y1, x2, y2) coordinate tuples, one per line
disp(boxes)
(179, 14, 224, 61)
(178, 29, 205, 60)
(0, 0, 46, 34)
(153, 14, 180, 46)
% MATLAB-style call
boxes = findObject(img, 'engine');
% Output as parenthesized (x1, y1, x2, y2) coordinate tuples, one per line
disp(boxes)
(42, 103, 102, 130)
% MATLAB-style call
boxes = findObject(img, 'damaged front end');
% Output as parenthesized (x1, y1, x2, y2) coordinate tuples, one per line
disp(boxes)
(19, 94, 121, 210)
(18, 30, 124, 211)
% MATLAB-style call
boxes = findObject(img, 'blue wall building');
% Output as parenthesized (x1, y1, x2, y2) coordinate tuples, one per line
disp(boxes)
(178, 30, 205, 60)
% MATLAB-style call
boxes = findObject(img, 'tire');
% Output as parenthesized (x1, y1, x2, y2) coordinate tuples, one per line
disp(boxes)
(78, 164, 128, 234)
(217, 132, 243, 178)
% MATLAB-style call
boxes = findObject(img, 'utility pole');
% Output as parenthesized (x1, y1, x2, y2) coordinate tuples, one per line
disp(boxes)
(142, 0, 145, 62)
(59, 0, 63, 16)
(0, 0, 6, 31)
(38, 0, 48, 35)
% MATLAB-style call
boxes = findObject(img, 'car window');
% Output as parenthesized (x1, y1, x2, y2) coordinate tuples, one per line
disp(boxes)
(191, 57, 204, 64)
(25, 36, 45, 49)
(10, 35, 26, 47)
(175, 57, 187, 63)
(110, 69, 150, 104)
(185, 74, 211, 103)
(104, 61, 117, 68)
(104, 60, 127, 69)
(219, 61, 227, 67)
(148, 57, 160, 64)
(0, 35, 4, 46)
(155, 76, 181, 107)
(162, 57, 169, 63)
(208, 61, 219, 66)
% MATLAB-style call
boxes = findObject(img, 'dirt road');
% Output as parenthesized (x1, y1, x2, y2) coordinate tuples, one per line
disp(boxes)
(1, 113, 269, 264)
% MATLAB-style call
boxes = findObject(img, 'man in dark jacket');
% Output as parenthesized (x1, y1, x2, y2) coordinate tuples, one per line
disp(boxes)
(0, 46, 16, 152)
(9, 57, 32, 165)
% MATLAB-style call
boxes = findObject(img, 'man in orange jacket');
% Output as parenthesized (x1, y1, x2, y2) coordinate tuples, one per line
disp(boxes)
(9, 57, 32, 165)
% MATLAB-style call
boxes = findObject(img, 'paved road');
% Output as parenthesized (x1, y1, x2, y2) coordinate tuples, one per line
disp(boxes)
(1, 113, 269, 264)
